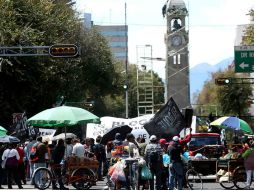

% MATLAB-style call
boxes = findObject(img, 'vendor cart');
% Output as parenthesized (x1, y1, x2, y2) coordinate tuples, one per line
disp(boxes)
(33, 156, 99, 190)
(185, 158, 218, 190)
(216, 157, 245, 189)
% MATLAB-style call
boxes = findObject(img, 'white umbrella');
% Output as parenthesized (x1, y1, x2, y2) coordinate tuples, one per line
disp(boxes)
(0, 135, 20, 143)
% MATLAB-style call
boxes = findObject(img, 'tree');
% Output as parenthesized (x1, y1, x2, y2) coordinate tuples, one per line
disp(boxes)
(242, 9, 254, 45)
(196, 68, 253, 117)
(0, 0, 117, 127)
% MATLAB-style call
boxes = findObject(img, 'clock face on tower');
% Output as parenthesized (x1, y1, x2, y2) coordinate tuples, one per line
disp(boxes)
(171, 35, 182, 47)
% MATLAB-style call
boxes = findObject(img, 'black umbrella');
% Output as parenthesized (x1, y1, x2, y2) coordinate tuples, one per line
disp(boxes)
(100, 125, 132, 145)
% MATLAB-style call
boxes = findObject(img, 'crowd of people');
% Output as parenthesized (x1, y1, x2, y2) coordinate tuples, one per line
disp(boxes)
(0, 135, 107, 190)
(0, 130, 191, 190)
(0, 128, 254, 190)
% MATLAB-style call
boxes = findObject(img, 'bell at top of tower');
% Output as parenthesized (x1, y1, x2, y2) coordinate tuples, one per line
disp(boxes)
(162, 0, 187, 16)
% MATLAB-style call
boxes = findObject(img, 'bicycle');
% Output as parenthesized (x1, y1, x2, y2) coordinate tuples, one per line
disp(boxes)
(125, 158, 139, 190)
(32, 157, 98, 190)
(185, 160, 203, 190)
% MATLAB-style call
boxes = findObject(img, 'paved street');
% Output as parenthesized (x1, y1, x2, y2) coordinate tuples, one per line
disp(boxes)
(1, 180, 252, 190)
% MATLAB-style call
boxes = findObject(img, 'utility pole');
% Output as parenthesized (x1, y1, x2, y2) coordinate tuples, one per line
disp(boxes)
(124, 2, 129, 118)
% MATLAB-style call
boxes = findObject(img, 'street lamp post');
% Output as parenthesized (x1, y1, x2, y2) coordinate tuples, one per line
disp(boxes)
(125, 2, 128, 118)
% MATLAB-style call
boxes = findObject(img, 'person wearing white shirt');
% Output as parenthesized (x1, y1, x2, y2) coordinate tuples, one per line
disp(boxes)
(2, 143, 23, 189)
(72, 139, 85, 158)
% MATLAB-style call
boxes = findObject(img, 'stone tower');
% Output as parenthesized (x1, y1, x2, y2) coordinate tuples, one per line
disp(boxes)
(164, 0, 190, 110)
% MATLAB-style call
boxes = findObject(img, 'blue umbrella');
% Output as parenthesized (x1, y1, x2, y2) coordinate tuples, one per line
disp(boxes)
(0, 135, 20, 143)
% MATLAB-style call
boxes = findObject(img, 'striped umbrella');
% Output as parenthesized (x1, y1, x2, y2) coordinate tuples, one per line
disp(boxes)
(210, 116, 253, 135)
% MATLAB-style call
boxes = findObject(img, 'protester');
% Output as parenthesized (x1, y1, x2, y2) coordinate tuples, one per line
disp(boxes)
(112, 133, 123, 147)
(51, 139, 69, 190)
(2, 143, 23, 189)
(93, 136, 106, 181)
(159, 138, 169, 190)
(72, 138, 85, 157)
(179, 128, 192, 147)
(16, 143, 26, 185)
(242, 140, 254, 189)
(65, 138, 73, 158)
(0, 144, 5, 189)
(123, 133, 139, 157)
(26, 136, 36, 179)
(145, 135, 163, 190)
(30, 136, 47, 187)
(138, 137, 147, 157)
(168, 136, 184, 190)
(33, 136, 48, 170)
(23, 141, 29, 182)
(105, 141, 114, 176)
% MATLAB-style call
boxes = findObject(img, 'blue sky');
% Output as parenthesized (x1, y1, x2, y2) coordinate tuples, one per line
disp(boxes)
(75, 0, 253, 79)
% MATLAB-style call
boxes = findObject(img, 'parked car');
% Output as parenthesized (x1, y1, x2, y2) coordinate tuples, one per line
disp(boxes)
(188, 133, 224, 158)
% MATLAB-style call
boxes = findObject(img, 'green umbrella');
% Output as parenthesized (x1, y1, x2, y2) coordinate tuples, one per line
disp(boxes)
(27, 106, 100, 127)
(0, 126, 7, 137)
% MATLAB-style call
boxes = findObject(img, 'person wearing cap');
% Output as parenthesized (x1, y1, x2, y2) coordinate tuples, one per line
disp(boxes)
(145, 135, 163, 190)
(168, 136, 184, 190)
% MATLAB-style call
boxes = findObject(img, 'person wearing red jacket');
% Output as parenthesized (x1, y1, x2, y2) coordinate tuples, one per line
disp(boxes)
(179, 128, 192, 148)
(16, 144, 26, 185)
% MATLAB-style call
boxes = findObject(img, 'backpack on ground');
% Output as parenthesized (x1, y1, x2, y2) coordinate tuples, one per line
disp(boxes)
(30, 143, 39, 162)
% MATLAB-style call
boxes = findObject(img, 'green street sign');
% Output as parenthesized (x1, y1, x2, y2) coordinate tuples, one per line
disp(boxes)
(235, 46, 254, 73)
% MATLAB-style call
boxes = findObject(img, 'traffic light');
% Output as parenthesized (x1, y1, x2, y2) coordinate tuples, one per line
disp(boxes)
(123, 84, 128, 90)
(215, 78, 231, 85)
(49, 44, 79, 58)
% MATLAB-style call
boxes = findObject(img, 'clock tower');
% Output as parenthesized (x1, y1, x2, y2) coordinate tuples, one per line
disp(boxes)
(163, 0, 190, 110)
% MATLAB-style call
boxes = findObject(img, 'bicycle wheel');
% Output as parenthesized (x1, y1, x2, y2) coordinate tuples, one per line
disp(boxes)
(219, 180, 235, 189)
(71, 168, 95, 190)
(33, 167, 52, 190)
(233, 166, 247, 189)
(186, 169, 203, 190)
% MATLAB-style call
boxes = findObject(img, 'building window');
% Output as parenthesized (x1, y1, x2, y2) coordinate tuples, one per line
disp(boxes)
(178, 54, 181, 64)
(100, 31, 126, 37)
(173, 55, 176, 64)
(109, 42, 126, 47)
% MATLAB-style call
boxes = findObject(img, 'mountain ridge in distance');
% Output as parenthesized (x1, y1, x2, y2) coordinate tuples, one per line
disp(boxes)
(190, 57, 234, 100)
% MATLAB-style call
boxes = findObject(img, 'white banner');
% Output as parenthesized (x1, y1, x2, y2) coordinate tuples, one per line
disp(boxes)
(38, 128, 56, 137)
(86, 114, 154, 142)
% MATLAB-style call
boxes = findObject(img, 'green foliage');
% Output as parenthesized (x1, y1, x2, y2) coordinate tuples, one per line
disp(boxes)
(215, 70, 252, 116)
(0, 0, 165, 128)
(196, 69, 252, 117)
(0, 0, 117, 127)
(243, 9, 254, 45)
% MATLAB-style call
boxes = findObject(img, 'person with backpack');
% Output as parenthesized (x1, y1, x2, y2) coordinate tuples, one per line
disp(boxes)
(168, 136, 184, 190)
(145, 135, 163, 190)
(31, 136, 48, 187)
(92, 136, 106, 181)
